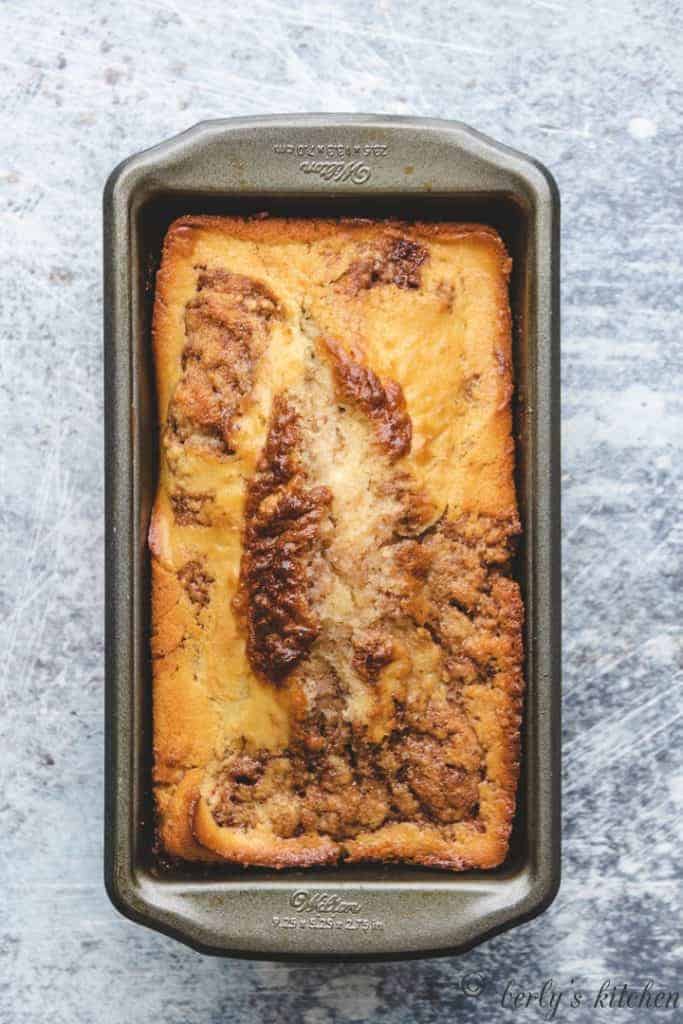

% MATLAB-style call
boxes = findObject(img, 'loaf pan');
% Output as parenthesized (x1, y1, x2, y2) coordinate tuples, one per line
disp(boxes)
(104, 114, 561, 959)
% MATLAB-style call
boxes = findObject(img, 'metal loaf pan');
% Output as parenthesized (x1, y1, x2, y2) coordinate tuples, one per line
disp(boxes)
(104, 114, 561, 959)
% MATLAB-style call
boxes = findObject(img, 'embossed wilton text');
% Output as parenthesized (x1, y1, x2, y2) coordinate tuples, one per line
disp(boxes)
(290, 890, 362, 913)
(299, 160, 371, 184)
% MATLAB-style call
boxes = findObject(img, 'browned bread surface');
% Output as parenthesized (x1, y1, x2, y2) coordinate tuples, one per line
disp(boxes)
(151, 216, 523, 870)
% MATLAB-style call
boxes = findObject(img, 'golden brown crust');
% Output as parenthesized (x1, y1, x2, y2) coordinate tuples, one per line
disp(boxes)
(151, 215, 522, 871)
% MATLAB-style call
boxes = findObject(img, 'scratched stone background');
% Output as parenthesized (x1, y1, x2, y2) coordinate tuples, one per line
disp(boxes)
(1, 0, 681, 1021)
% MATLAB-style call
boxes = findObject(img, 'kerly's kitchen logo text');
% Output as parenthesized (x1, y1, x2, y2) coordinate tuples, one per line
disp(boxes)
(500, 978, 679, 1019)
(290, 890, 361, 914)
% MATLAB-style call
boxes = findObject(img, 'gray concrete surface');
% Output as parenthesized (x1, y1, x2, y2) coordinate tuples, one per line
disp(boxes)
(1, 0, 681, 1021)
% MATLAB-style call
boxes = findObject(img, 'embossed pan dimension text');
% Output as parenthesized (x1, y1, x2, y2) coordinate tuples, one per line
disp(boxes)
(272, 138, 390, 183)
(104, 114, 561, 960)
(273, 891, 385, 935)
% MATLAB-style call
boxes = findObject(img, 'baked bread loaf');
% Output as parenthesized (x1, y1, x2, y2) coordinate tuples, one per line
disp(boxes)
(150, 216, 523, 870)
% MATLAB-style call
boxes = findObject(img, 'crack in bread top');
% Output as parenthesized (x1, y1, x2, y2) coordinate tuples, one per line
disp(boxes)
(235, 394, 333, 683)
